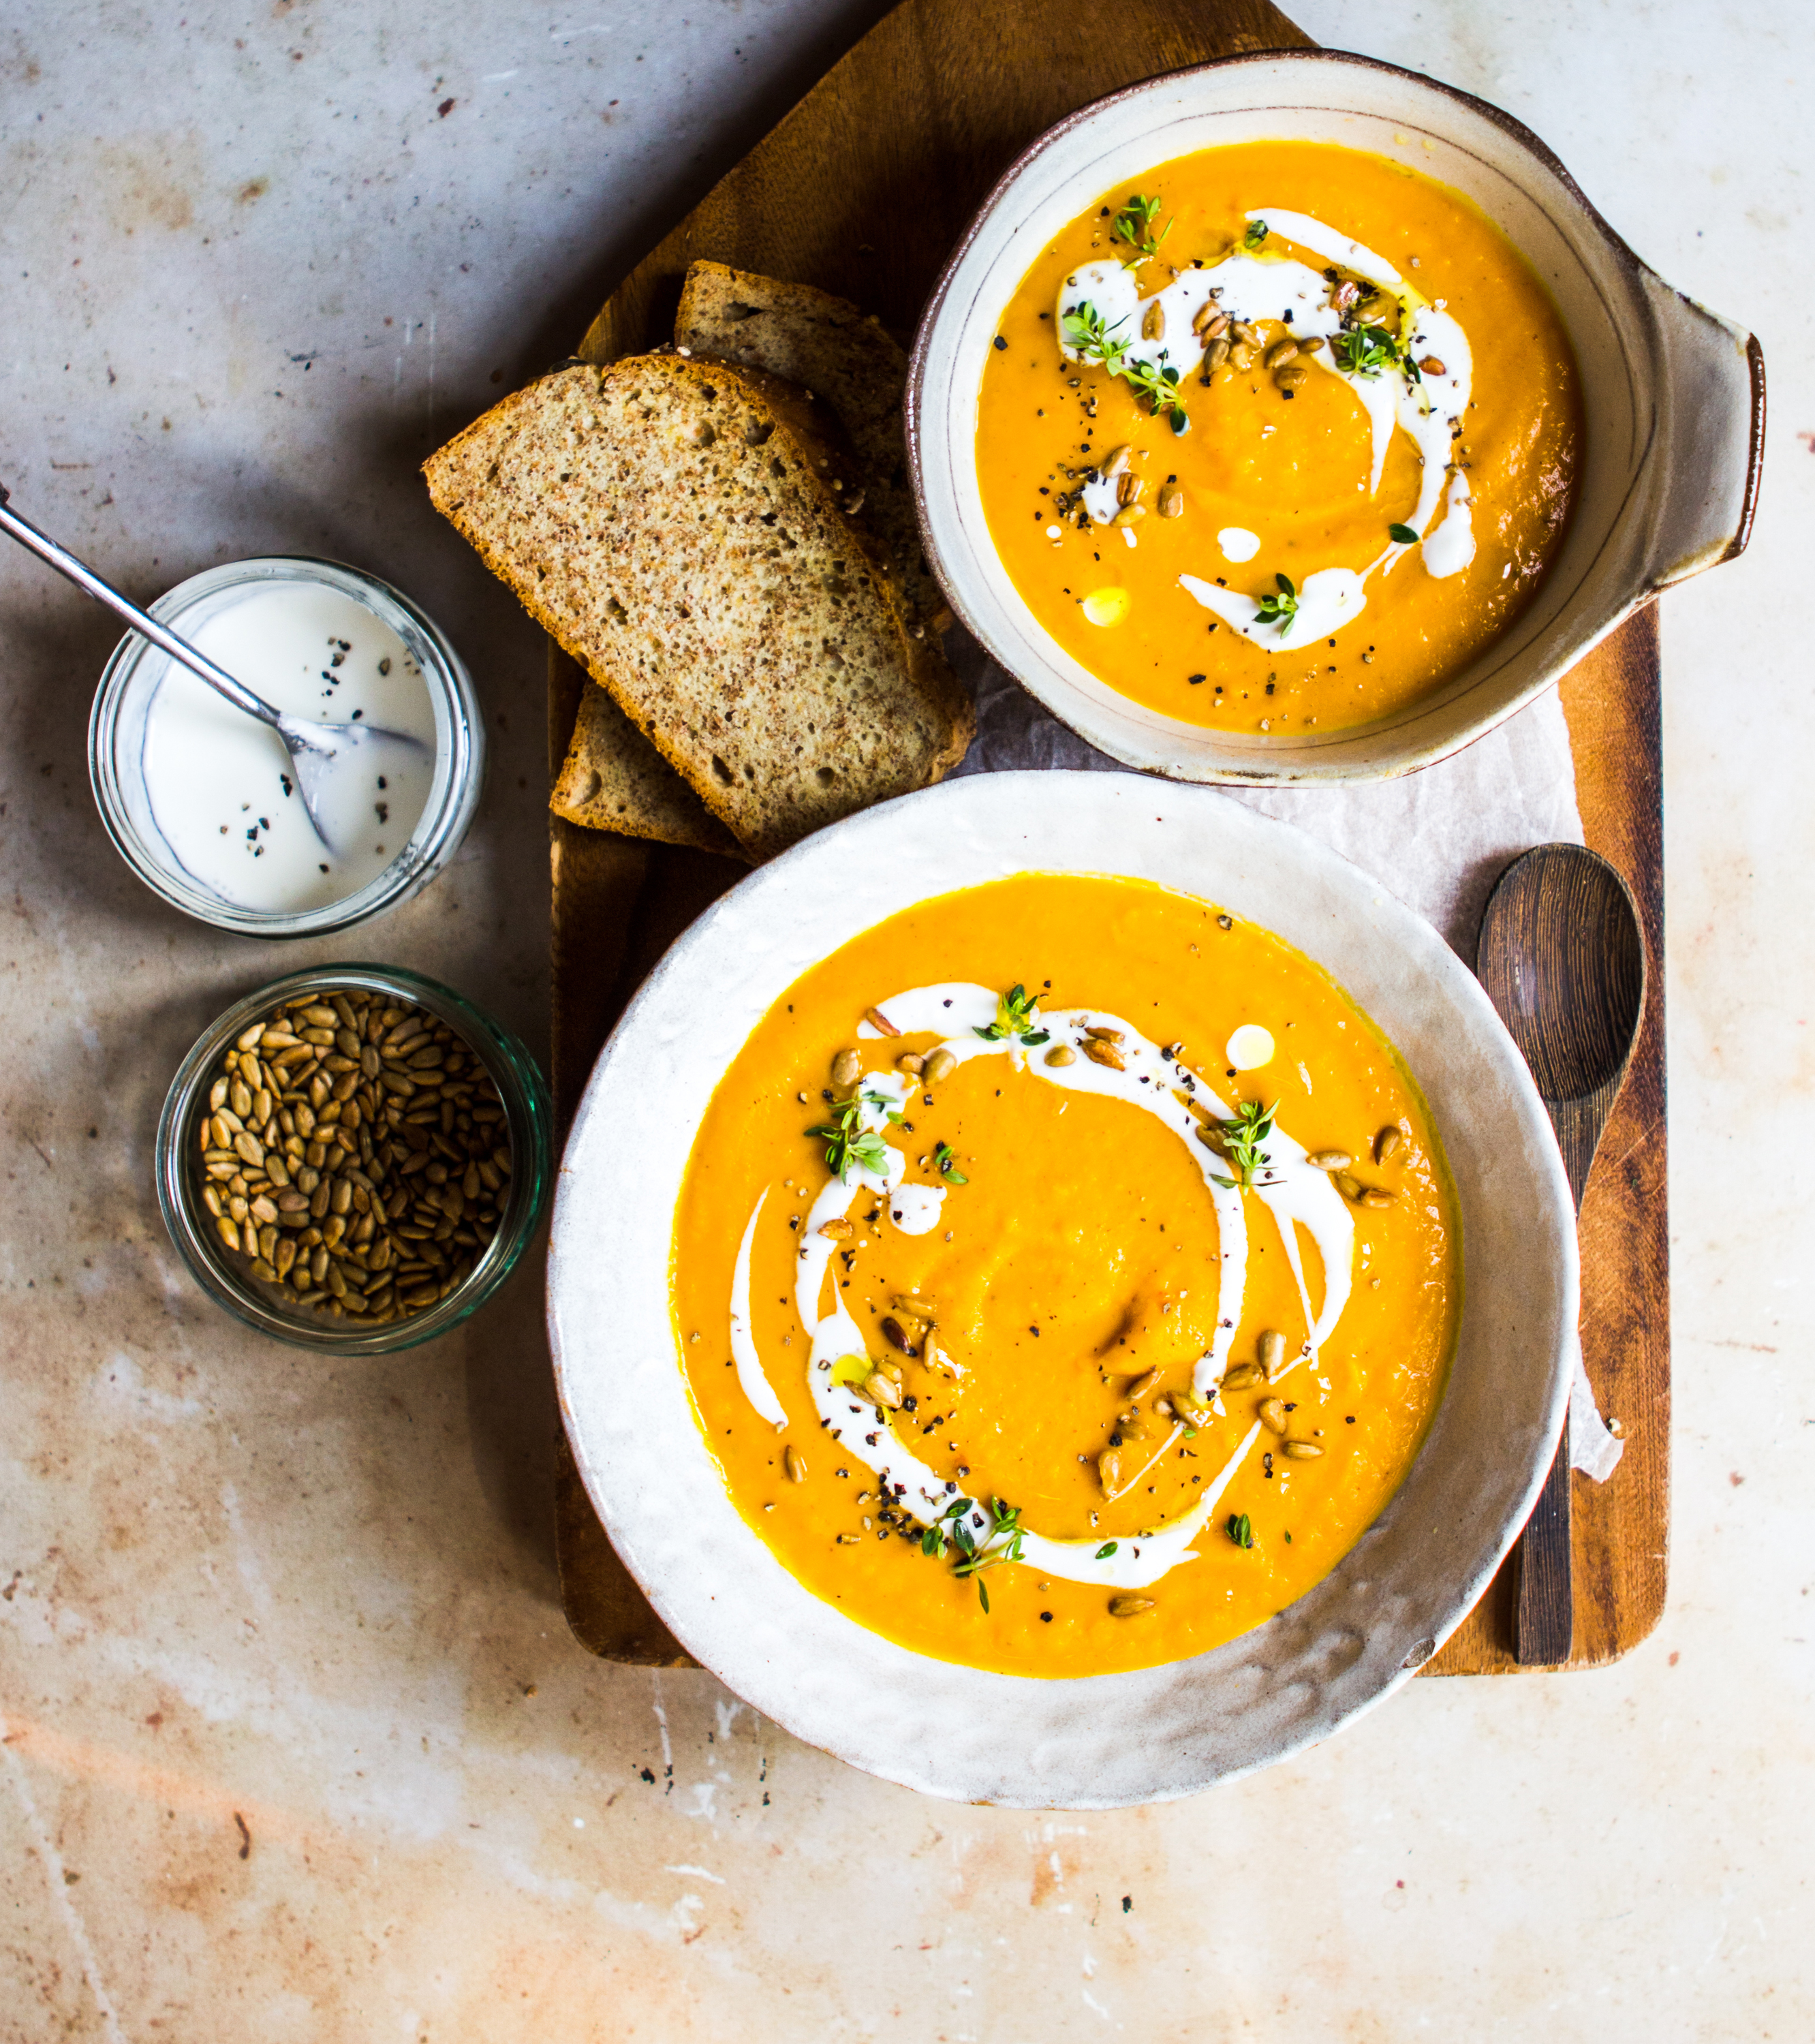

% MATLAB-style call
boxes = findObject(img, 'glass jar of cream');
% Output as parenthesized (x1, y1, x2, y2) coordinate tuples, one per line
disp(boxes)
(88, 556, 482, 937)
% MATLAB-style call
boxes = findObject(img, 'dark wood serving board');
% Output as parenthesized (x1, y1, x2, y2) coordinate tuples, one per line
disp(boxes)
(546, 0, 1669, 1676)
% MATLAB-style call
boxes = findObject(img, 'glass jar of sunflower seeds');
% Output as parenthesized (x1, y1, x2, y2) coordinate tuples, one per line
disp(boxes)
(155, 963, 551, 1352)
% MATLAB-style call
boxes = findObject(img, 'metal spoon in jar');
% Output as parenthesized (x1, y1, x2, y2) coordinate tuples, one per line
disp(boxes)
(0, 482, 425, 853)
(1476, 841, 1645, 1667)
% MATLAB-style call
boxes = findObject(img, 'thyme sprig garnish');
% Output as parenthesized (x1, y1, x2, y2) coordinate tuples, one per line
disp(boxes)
(1253, 574, 1299, 630)
(933, 1140, 968, 1186)
(1226, 1511, 1255, 1549)
(974, 982, 1050, 1047)
(1059, 300, 1189, 435)
(921, 1494, 1027, 1613)
(1330, 322, 1416, 380)
(1111, 192, 1172, 268)
(807, 1086, 901, 1182)
(1388, 522, 1420, 545)
(1208, 1096, 1279, 1191)
(1243, 219, 1270, 251)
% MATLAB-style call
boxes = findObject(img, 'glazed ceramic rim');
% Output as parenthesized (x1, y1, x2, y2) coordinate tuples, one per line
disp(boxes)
(157, 963, 553, 1354)
(548, 773, 1578, 1806)
(88, 555, 484, 938)
(906, 47, 1763, 786)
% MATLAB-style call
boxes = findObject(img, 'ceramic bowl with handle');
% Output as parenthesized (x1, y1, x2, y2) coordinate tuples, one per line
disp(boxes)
(908, 50, 1764, 786)
(547, 772, 1577, 1806)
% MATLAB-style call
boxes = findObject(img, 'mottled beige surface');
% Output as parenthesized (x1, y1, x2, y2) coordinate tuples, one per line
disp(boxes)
(1, 1, 1810, 2038)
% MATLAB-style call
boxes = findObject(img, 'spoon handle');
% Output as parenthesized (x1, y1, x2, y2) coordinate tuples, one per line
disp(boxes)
(1515, 1424, 1573, 1664)
(0, 484, 277, 727)
(1514, 1085, 1617, 1665)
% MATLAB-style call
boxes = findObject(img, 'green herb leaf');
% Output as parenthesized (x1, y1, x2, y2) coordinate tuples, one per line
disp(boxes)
(807, 1093, 895, 1183)
(949, 1497, 1027, 1606)
(933, 1141, 969, 1187)
(920, 1525, 942, 1557)
(978, 1578, 991, 1614)
(1059, 299, 1190, 433)
(1095, 1541, 1119, 1560)
(1243, 219, 1270, 251)
(1226, 1511, 1254, 1549)
(1111, 192, 1172, 268)
(1388, 522, 1419, 545)
(1214, 1096, 1278, 1190)
(974, 982, 1049, 1048)
(1330, 323, 1403, 378)
(1253, 574, 1299, 630)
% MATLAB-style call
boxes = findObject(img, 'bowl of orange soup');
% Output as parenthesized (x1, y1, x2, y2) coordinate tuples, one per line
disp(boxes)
(548, 773, 1578, 1805)
(908, 50, 1762, 784)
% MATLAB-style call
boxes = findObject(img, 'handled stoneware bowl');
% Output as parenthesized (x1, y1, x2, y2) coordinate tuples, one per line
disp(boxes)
(548, 773, 1577, 1806)
(908, 50, 1765, 786)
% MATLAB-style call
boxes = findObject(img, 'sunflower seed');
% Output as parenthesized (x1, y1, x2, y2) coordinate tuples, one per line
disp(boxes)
(1109, 1595, 1155, 1617)
(191, 985, 515, 1335)
(1374, 1125, 1403, 1164)
(1284, 1440, 1324, 1459)
(864, 1371, 904, 1410)
(922, 1047, 957, 1086)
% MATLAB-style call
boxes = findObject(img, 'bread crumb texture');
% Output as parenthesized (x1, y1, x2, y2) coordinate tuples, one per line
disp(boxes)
(551, 680, 746, 858)
(424, 354, 972, 860)
(676, 261, 952, 634)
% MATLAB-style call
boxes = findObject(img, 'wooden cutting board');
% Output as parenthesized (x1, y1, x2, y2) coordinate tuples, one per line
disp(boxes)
(545, 0, 1669, 1676)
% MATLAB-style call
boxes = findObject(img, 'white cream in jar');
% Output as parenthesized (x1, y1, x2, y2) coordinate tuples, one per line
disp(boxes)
(139, 581, 437, 913)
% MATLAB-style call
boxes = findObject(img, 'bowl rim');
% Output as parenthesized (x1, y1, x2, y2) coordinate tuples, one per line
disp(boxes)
(157, 960, 553, 1354)
(87, 553, 484, 939)
(904, 45, 1758, 786)
(548, 771, 1579, 1806)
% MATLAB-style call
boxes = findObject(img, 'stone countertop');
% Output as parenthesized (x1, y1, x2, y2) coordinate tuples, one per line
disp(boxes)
(0, 2, 1808, 2036)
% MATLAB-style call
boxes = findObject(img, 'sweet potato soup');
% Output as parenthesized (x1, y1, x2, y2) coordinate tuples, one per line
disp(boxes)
(976, 141, 1582, 734)
(672, 874, 1459, 1678)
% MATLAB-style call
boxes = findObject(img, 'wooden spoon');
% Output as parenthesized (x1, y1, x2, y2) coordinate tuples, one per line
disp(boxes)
(1476, 843, 1645, 1666)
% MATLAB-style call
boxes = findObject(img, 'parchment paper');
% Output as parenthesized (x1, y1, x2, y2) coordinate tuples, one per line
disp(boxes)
(948, 632, 1624, 1479)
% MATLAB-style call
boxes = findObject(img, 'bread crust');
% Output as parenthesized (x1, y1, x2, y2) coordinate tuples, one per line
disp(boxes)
(424, 352, 972, 860)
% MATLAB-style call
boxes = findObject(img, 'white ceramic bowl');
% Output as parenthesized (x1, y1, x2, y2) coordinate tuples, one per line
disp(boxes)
(548, 773, 1577, 1806)
(908, 50, 1764, 786)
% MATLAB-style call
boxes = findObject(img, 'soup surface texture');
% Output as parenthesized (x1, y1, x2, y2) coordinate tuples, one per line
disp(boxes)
(672, 874, 1459, 1678)
(976, 141, 1582, 735)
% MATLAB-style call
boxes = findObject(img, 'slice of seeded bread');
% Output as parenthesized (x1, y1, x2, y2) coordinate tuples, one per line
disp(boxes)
(674, 261, 952, 635)
(550, 680, 746, 858)
(424, 353, 972, 860)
